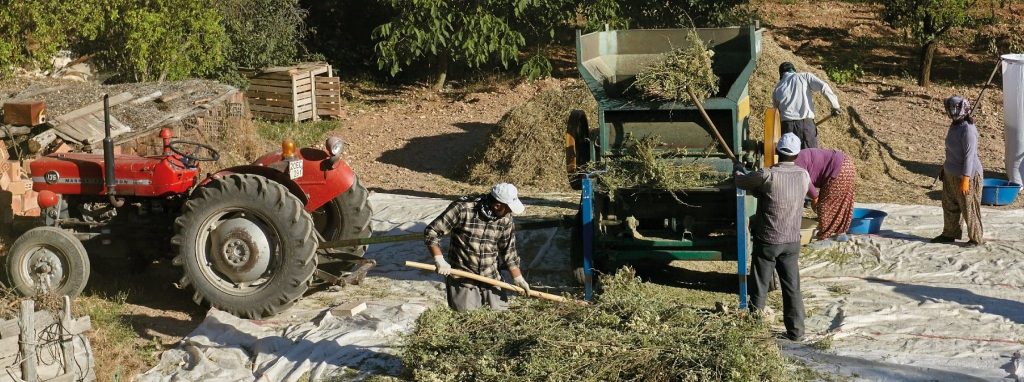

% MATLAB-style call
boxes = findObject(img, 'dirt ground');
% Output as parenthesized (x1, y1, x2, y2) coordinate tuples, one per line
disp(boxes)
(334, 77, 576, 199)
(7, 0, 1022, 377)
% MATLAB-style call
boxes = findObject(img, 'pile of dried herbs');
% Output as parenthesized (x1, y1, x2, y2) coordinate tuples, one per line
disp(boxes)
(400, 268, 789, 382)
(463, 82, 597, 192)
(632, 29, 719, 103)
(591, 134, 727, 193)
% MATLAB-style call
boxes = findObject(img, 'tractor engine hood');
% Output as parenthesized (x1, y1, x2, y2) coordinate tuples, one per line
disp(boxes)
(30, 153, 199, 197)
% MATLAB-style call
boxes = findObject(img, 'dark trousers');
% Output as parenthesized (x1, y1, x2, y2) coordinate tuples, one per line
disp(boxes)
(749, 241, 805, 338)
(446, 278, 508, 312)
(781, 118, 818, 149)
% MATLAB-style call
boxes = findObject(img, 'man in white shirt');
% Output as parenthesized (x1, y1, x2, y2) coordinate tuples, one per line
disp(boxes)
(772, 62, 842, 149)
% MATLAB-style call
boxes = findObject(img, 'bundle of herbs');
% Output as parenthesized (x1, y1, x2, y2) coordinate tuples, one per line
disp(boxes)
(632, 29, 719, 103)
(591, 134, 727, 194)
(401, 268, 789, 381)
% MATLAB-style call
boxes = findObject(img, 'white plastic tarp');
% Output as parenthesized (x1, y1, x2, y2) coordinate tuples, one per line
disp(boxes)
(1003, 54, 1024, 185)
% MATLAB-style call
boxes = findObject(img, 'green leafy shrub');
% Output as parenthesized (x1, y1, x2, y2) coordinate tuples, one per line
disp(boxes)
(519, 53, 553, 81)
(0, 0, 102, 77)
(825, 62, 864, 85)
(96, 0, 228, 82)
(217, 0, 307, 70)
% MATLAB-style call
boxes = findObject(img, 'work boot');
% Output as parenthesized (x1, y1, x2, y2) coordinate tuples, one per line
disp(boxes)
(929, 235, 955, 243)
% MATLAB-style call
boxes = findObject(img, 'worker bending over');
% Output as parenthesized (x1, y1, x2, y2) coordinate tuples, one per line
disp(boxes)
(735, 133, 811, 341)
(773, 61, 842, 149)
(424, 183, 531, 311)
(795, 147, 856, 241)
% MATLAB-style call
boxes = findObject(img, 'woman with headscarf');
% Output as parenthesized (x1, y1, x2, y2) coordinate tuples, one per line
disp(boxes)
(795, 147, 855, 241)
(931, 95, 984, 247)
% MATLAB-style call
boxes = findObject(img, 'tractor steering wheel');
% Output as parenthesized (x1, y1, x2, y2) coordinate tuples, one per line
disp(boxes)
(168, 140, 221, 162)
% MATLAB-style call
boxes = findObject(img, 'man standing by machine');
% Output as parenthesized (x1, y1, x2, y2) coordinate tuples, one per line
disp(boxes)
(773, 61, 843, 149)
(424, 183, 531, 311)
(735, 133, 811, 341)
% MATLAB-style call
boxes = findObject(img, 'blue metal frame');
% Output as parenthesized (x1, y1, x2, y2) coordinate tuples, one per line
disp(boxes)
(581, 175, 595, 301)
(735, 188, 749, 310)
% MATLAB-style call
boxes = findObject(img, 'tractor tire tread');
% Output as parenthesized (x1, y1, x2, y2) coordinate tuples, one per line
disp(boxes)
(4, 226, 90, 298)
(173, 173, 316, 319)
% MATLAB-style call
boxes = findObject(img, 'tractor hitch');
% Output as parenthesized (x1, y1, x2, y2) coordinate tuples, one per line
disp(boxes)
(314, 258, 377, 287)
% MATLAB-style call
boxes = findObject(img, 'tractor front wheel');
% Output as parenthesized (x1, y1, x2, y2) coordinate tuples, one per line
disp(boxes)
(5, 227, 90, 298)
(173, 174, 317, 319)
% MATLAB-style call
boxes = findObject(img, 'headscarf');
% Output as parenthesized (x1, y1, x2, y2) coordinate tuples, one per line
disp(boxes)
(944, 95, 972, 123)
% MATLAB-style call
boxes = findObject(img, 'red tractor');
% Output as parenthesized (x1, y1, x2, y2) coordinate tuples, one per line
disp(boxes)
(8, 96, 371, 318)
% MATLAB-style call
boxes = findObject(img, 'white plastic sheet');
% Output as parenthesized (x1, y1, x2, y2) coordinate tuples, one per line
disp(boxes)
(1003, 54, 1024, 184)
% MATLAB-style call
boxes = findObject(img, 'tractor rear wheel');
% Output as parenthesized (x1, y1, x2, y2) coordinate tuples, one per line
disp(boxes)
(313, 175, 372, 259)
(173, 174, 317, 319)
(5, 226, 90, 298)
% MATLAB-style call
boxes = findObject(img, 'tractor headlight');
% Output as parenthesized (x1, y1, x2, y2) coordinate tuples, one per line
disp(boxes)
(326, 136, 344, 156)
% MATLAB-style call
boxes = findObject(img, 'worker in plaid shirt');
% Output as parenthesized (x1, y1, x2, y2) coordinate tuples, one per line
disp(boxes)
(425, 183, 530, 311)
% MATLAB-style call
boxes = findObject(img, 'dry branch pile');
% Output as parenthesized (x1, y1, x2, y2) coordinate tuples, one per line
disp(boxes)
(632, 30, 719, 103)
(463, 83, 596, 191)
(401, 268, 789, 382)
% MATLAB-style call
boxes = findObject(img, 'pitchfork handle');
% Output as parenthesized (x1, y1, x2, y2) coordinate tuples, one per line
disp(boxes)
(687, 87, 738, 164)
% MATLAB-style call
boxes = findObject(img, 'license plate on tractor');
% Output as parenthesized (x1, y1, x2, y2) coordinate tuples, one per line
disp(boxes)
(288, 159, 303, 179)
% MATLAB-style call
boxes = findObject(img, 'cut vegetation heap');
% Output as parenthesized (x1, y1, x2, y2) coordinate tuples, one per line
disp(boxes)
(591, 134, 726, 193)
(632, 30, 720, 103)
(464, 83, 596, 191)
(401, 268, 789, 382)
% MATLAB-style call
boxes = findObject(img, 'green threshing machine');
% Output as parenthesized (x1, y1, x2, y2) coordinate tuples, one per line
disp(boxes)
(568, 26, 763, 306)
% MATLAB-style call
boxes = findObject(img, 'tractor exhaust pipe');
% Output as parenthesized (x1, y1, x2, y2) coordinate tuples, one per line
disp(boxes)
(102, 95, 124, 208)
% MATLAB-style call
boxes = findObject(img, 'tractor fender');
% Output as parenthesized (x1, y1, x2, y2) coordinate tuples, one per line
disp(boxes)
(203, 148, 356, 212)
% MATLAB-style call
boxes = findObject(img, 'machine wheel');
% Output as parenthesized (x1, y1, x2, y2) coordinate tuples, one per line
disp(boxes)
(173, 174, 317, 319)
(5, 227, 90, 298)
(313, 175, 373, 259)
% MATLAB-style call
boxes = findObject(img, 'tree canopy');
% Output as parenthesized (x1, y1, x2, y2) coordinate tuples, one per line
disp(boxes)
(882, 0, 977, 86)
(0, 0, 748, 87)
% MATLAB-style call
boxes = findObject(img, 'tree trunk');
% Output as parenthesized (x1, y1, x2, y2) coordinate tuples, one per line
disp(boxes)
(918, 40, 937, 87)
(432, 52, 449, 92)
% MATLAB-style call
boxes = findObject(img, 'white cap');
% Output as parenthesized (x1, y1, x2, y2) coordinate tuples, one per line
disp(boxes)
(491, 183, 525, 215)
(776, 133, 801, 156)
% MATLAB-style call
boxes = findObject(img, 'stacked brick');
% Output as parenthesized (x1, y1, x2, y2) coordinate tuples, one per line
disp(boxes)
(0, 141, 40, 217)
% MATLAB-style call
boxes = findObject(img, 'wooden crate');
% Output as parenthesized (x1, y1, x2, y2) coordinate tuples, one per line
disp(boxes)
(315, 76, 343, 118)
(241, 62, 343, 122)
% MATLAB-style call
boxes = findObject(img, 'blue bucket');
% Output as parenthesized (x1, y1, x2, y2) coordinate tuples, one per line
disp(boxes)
(981, 178, 1021, 206)
(847, 208, 887, 235)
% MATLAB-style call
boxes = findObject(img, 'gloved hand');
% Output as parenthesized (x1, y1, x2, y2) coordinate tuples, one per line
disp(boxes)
(733, 163, 748, 175)
(433, 256, 452, 276)
(831, 107, 843, 117)
(513, 275, 531, 295)
(960, 176, 970, 196)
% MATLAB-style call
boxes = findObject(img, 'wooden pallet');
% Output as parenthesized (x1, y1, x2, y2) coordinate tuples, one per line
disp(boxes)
(241, 63, 343, 122)
(49, 92, 132, 145)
